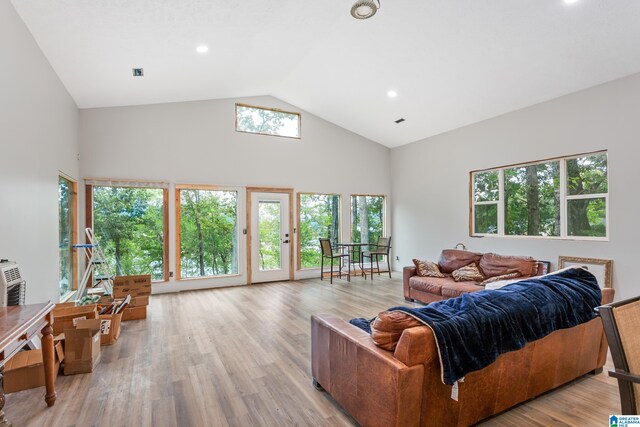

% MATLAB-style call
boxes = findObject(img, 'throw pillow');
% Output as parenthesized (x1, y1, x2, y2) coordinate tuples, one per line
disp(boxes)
(480, 272, 522, 286)
(452, 262, 484, 282)
(412, 259, 445, 278)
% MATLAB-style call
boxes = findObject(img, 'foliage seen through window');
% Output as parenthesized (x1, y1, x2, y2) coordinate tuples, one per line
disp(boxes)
(236, 104, 300, 138)
(179, 189, 238, 278)
(351, 195, 385, 247)
(93, 186, 165, 280)
(299, 194, 340, 269)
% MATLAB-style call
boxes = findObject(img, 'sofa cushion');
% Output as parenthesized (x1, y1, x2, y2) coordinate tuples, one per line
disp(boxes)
(452, 262, 484, 282)
(409, 276, 452, 296)
(441, 281, 483, 298)
(480, 272, 522, 286)
(413, 259, 445, 278)
(438, 249, 483, 274)
(371, 310, 423, 351)
(479, 253, 537, 278)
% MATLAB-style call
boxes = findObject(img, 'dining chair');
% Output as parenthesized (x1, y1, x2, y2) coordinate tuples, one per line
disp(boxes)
(361, 236, 392, 280)
(319, 238, 351, 284)
(596, 296, 640, 415)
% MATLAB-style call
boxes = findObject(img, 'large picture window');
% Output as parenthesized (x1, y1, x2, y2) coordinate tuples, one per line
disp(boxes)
(89, 183, 168, 281)
(298, 193, 341, 269)
(351, 195, 386, 244)
(471, 151, 608, 239)
(58, 175, 77, 297)
(236, 103, 301, 138)
(176, 186, 240, 279)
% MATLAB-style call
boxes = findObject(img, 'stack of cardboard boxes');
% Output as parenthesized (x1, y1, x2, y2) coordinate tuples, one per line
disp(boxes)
(112, 275, 151, 320)
(4, 275, 151, 393)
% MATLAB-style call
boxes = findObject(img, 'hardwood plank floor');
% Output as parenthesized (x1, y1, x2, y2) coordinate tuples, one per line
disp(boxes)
(5, 274, 620, 426)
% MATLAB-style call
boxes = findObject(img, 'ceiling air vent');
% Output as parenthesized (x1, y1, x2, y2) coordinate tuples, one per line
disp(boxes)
(394, 118, 405, 124)
(132, 68, 144, 77)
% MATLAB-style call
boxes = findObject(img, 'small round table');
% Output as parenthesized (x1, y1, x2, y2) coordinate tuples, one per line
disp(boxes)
(336, 242, 368, 278)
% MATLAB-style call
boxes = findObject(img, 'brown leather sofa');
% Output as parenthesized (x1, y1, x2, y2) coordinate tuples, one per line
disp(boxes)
(311, 288, 613, 427)
(404, 249, 546, 304)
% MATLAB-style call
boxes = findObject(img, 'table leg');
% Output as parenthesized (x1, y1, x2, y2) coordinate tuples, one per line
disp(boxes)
(0, 366, 12, 427)
(41, 323, 56, 407)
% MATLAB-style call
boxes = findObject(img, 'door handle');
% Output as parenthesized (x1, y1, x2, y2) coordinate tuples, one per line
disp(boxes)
(283, 240, 290, 244)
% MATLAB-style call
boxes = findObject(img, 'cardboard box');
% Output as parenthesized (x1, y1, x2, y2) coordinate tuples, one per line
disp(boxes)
(98, 295, 114, 305)
(98, 294, 148, 306)
(113, 275, 151, 298)
(63, 319, 101, 375)
(130, 295, 149, 306)
(53, 303, 98, 335)
(4, 343, 64, 393)
(98, 312, 122, 346)
(121, 305, 147, 321)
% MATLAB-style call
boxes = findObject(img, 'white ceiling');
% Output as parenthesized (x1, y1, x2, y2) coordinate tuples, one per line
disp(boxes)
(10, 0, 640, 148)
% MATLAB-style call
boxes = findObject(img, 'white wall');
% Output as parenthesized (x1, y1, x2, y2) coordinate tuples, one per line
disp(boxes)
(0, 0, 79, 303)
(391, 72, 640, 301)
(79, 96, 391, 293)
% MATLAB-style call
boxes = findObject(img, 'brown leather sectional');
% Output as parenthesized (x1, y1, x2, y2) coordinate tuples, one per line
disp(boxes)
(404, 249, 546, 304)
(311, 288, 613, 427)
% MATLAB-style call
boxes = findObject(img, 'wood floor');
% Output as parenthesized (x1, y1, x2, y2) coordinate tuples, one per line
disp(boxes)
(6, 274, 621, 426)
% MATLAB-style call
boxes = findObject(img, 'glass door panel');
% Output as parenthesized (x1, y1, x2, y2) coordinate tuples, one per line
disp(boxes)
(258, 201, 282, 271)
(250, 192, 290, 283)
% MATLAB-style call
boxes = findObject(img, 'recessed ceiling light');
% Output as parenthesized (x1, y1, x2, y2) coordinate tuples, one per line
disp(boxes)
(350, 0, 379, 19)
(387, 90, 398, 98)
(196, 45, 209, 53)
(564, 0, 579, 4)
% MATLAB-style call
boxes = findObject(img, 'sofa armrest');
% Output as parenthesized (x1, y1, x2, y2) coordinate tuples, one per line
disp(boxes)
(394, 325, 438, 367)
(403, 266, 416, 299)
(533, 261, 546, 276)
(311, 314, 424, 427)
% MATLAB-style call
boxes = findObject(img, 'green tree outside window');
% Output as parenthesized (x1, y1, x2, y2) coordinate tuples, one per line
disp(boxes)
(299, 194, 340, 269)
(93, 186, 165, 280)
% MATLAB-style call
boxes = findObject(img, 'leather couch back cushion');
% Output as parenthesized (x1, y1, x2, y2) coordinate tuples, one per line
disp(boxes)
(438, 249, 483, 274)
(479, 253, 536, 278)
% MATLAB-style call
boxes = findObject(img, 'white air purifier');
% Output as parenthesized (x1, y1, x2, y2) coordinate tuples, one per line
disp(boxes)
(0, 261, 26, 306)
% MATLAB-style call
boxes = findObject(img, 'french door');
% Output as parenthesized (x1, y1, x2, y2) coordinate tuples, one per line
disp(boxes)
(248, 189, 293, 283)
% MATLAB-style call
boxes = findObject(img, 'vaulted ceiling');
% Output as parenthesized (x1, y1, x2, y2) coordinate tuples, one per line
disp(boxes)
(11, 0, 640, 147)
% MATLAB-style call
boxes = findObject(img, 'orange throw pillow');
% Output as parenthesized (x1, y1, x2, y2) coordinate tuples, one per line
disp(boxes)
(371, 311, 423, 351)
(480, 272, 522, 286)
(452, 262, 484, 282)
(413, 259, 445, 278)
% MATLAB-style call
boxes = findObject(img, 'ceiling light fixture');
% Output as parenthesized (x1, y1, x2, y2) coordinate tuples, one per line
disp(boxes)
(350, 0, 380, 20)
(563, 0, 579, 4)
(196, 45, 209, 53)
(387, 90, 397, 98)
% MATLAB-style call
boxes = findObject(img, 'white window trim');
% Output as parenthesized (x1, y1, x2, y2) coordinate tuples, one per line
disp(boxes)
(471, 151, 608, 241)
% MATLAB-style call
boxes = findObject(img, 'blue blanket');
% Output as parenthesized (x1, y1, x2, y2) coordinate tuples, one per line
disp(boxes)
(350, 267, 601, 385)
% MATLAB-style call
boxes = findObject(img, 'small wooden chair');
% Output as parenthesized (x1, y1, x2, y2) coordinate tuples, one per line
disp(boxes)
(361, 236, 392, 280)
(596, 296, 640, 414)
(319, 238, 350, 284)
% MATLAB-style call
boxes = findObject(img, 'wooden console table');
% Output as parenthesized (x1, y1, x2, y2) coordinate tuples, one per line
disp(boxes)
(0, 302, 56, 426)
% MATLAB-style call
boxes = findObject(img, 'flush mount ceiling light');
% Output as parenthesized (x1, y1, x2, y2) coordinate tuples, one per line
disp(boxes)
(564, 0, 579, 4)
(196, 45, 209, 53)
(350, 0, 380, 20)
(387, 90, 397, 98)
